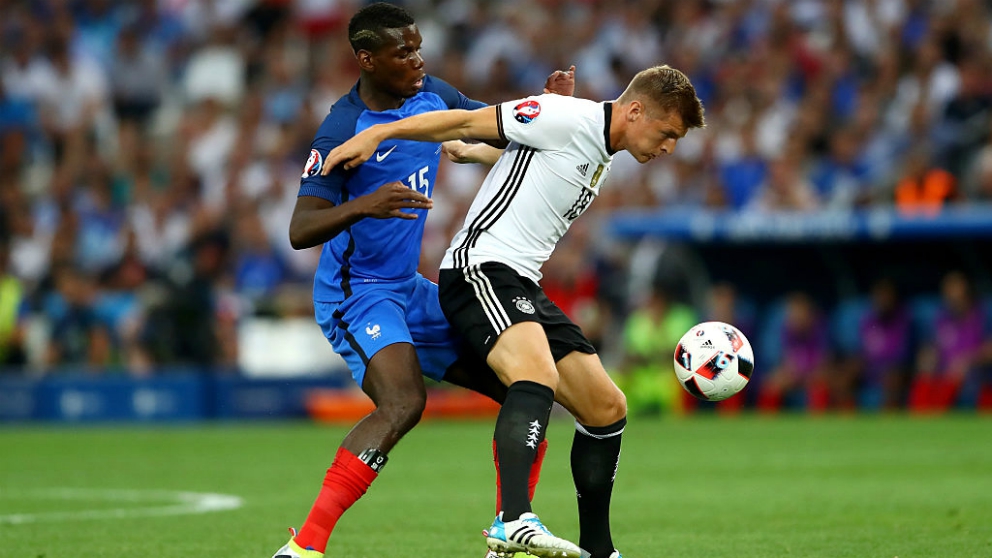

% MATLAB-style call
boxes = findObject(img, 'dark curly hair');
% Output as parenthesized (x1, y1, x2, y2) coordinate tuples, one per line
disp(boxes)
(348, 3, 416, 54)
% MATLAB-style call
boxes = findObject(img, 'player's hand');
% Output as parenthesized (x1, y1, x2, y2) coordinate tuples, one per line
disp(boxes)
(359, 181, 433, 220)
(322, 129, 382, 174)
(441, 140, 474, 163)
(544, 65, 576, 96)
(442, 140, 502, 165)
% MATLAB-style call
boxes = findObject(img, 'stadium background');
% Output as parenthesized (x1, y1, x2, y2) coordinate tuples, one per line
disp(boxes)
(0, 0, 991, 421)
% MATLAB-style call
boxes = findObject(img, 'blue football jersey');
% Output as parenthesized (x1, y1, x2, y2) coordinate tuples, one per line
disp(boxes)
(299, 76, 485, 302)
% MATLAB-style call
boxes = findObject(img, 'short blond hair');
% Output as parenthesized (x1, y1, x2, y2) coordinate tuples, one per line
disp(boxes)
(618, 65, 705, 129)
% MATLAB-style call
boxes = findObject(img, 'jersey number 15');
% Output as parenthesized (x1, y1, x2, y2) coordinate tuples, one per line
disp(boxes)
(405, 165, 430, 194)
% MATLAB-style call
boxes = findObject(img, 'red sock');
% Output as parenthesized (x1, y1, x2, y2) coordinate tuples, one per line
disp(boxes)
(528, 437, 548, 502)
(294, 447, 379, 553)
(494, 438, 548, 515)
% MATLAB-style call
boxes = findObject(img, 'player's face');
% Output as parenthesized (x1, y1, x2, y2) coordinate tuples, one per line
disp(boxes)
(370, 25, 426, 98)
(626, 107, 686, 164)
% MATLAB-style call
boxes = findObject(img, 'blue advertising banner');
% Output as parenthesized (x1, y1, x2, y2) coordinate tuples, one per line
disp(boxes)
(0, 372, 347, 422)
(608, 205, 992, 243)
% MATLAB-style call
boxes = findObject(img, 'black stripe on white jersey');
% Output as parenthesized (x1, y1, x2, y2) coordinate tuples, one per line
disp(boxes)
(496, 103, 506, 142)
(452, 146, 536, 268)
(453, 146, 533, 267)
(463, 264, 512, 334)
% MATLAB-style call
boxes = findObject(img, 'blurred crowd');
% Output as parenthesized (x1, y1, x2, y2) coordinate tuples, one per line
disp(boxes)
(1, 0, 991, 411)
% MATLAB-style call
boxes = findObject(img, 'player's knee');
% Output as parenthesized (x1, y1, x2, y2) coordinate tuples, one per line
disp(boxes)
(603, 386, 627, 423)
(585, 386, 627, 426)
(379, 391, 427, 433)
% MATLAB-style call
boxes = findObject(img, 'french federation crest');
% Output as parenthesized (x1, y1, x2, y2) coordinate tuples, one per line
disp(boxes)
(513, 100, 541, 124)
(302, 149, 322, 178)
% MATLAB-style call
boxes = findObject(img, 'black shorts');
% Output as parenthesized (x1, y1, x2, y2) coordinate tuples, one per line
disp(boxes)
(438, 262, 597, 362)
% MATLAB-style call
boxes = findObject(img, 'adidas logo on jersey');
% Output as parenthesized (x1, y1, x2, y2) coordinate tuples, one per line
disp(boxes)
(576, 163, 589, 177)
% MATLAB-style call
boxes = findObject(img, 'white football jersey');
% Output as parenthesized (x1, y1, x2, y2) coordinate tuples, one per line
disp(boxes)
(441, 94, 615, 282)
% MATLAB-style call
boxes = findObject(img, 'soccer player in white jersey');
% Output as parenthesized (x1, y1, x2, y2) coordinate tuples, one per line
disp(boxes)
(323, 65, 706, 558)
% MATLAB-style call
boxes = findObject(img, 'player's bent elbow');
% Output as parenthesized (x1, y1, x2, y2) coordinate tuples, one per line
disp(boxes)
(289, 235, 307, 251)
(288, 227, 308, 250)
(288, 223, 320, 250)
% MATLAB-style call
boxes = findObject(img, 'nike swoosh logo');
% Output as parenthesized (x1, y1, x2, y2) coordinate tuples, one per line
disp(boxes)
(375, 145, 397, 162)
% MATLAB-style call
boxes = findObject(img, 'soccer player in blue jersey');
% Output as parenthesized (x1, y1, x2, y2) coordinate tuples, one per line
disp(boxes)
(269, 4, 574, 558)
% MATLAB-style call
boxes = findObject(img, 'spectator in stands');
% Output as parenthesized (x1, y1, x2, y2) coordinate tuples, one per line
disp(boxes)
(718, 121, 767, 210)
(757, 292, 833, 412)
(835, 278, 913, 411)
(137, 230, 237, 369)
(0, 235, 28, 368)
(232, 204, 288, 308)
(0, 79, 37, 175)
(617, 283, 697, 416)
(894, 146, 959, 216)
(35, 35, 109, 169)
(968, 116, 992, 202)
(44, 264, 113, 370)
(98, 226, 152, 376)
(810, 128, 873, 210)
(885, 35, 960, 138)
(74, 156, 127, 274)
(909, 271, 989, 412)
(935, 54, 992, 179)
(125, 161, 197, 274)
(746, 154, 820, 212)
(109, 23, 166, 167)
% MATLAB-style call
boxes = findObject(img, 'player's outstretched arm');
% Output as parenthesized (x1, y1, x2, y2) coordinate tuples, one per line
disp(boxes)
(289, 182, 433, 249)
(322, 106, 501, 173)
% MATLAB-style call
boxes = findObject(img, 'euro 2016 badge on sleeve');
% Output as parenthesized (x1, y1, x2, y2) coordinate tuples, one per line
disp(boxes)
(513, 100, 541, 124)
(302, 148, 323, 178)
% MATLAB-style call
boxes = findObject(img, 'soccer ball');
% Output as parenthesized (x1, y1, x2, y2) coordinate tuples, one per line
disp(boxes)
(673, 321, 754, 401)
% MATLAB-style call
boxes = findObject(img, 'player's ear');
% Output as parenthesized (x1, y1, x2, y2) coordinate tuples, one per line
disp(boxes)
(627, 101, 643, 122)
(356, 49, 375, 72)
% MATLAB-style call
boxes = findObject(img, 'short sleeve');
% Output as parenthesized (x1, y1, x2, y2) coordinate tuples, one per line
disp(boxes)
(496, 94, 579, 151)
(423, 75, 487, 111)
(298, 107, 357, 201)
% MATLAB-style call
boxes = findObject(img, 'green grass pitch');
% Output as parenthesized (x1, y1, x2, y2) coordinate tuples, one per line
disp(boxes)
(1, 414, 991, 558)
